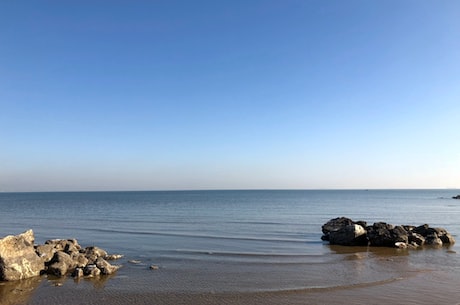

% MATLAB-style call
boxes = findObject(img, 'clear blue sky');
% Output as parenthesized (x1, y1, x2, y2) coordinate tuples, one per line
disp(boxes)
(1, 1, 459, 191)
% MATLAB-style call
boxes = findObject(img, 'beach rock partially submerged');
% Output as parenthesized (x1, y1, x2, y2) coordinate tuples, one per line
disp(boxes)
(453, 195, 460, 199)
(0, 230, 123, 281)
(0, 230, 44, 281)
(321, 217, 455, 248)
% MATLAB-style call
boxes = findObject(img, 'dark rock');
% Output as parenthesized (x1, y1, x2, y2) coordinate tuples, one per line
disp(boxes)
(425, 233, 443, 247)
(408, 232, 425, 246)
(321, 218, 455, 249)
(452, 195, 460, 199)
(366, 223, 408, 247)
(321, 217, 355, 241)
(329, 224, 368, 246)
(432, 227, 456, 244)
(413, 224, 431, 236)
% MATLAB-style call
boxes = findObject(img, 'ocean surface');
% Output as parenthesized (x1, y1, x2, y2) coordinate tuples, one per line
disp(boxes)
(1, 189, 460, 304)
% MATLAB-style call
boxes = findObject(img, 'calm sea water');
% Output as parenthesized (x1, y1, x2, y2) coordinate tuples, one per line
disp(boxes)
(1, 189, 460, 304)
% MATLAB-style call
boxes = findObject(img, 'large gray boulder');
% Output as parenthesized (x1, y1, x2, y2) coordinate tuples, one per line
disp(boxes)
(0, 230, 44, 281)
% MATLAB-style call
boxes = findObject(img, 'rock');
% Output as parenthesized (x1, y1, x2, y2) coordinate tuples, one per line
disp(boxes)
(395, 242, 407, 249)
(329, 224, 368, 246)
(129, 260, 142, 264)
(321, 218, 455, 249)
(47, 251, 76, 276)
(321, 217, 355, 241)
(105, 254, 124, 260)
(35, 244, 57, 263)
(83, 264, 101, 277)
(70, 252, 89, 268)
(367, 223, 408, 247)
(432, 227, 456, 244)
(149, 265, 159, 270)
(425, 233, 443, 247)
(82, 246, 108, 263)
(0, 230, 44, 281)
(0, 231, 122, 281)
(45, 239, 81, 254)
(408, 232, 425, 246)
(95, 257, 120, 275)
(452, 195, 460, 199)
(72, 267, 84, 278)
(413, 224, 431, 236)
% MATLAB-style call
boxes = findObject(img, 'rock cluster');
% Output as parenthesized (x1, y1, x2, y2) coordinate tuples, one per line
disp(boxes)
(321, 217, 455, 248)
(0, 230, 122, 281)
(453, 195, 460, 199)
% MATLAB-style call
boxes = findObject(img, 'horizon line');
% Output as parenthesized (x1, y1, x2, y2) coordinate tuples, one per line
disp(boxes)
(1, 187, 459, 194)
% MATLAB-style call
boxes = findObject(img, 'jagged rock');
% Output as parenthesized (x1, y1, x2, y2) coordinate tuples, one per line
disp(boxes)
(70, 252, 89, 268)
(408, 232, 425, 246)
(83, 264, 101, 277)
(329, 224, 368, 246)
(0, 230, 44, 281)
(321, 217, 355, 241)
(82, 246, 108, 263)
(452, 195, 460, 199)
(47, 251, 76, 276)
(322, 218, 455, 249)
(425, 233, 443, 246)
(432, 228, 456, 244)
(72, 267, 84, 278)
(0, 231, 122, 281)
(45, 239, 80, 254)
(105, 254, 124, 260)
(35, 244, 57, 263)
(95, 257, 120, 275)
(367, 223, 408, 247)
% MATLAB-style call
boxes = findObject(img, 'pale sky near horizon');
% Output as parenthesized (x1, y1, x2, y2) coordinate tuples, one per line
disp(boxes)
(1, 1, 459, 192)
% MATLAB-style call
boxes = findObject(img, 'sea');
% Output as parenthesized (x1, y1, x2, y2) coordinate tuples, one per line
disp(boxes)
(1, 189, 460, 305)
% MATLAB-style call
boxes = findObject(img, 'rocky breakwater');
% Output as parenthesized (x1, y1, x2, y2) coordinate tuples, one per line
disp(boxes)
(0, 230, 122, 281)
(321, 217, 455, 248)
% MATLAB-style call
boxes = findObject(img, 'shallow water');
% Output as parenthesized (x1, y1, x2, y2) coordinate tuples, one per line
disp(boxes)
(1, 190, 460, 304)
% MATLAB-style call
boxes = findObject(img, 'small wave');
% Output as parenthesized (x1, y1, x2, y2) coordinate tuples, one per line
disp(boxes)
(247, 276, 408, 295)
(84, 227, 307, 243)
(172, 249, 324, 259)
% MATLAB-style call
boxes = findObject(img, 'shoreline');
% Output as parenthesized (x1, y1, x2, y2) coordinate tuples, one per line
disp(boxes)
(4, 268, 460, 305)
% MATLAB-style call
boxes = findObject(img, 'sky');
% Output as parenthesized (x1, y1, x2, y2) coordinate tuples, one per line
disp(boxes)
(1, 1, 459, 192)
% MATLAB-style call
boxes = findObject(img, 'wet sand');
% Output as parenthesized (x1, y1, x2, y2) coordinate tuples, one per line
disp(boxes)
(3, 268, 460, 305)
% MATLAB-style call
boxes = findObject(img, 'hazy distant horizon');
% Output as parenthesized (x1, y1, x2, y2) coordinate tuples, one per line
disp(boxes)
(1, 1, 459, 192)
(2, 187, 459, 194)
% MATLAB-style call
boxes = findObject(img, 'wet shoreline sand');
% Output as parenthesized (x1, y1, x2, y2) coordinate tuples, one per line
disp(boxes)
(5, 267, 460, 305)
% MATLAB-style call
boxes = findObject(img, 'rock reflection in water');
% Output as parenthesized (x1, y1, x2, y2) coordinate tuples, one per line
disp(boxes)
(0, 273, 118, 305)
(0, 276, 42, 305)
